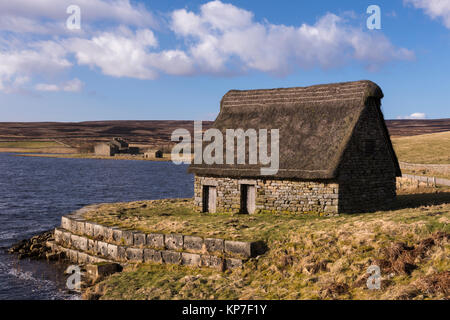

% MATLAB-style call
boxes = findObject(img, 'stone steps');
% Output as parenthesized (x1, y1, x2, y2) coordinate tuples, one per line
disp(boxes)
(46, 240, 115, 265)
(53, 227, 243, 269)
(48, 206, 267, 271)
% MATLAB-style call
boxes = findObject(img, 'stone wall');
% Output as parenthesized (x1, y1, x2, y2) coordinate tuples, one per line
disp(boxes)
(48, 207, 266, 271)
(400, 162, 450, 175)
(94, 143, 114, 156)
(337, 98, 397, 212)
(194, 176, 339, 214)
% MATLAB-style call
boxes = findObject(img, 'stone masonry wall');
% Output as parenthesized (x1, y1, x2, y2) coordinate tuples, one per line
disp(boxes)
(194, 176, 339, 214)
(337, 98, 397, 212)
(47, 207, 266, 271)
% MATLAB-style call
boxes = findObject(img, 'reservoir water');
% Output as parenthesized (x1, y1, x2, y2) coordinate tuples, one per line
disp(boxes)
(0, 153, 193, 299)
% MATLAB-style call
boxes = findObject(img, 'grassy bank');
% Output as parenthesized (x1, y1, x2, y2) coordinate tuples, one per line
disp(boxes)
(83, 186, 449, 300)
(391, 131, 450, 164)
(0, 140, 76, 154)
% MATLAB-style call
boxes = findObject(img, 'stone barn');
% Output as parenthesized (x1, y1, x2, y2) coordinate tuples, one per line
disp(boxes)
(94, 142, 117, 156)
(188, 80, 401, 214)
(94, 137, 139, 156)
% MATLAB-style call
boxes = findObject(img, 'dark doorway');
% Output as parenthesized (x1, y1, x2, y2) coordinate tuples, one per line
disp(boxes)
(240, 185, 248, 214)
(202, 186, 209, 213)
(202, 185, 217, 213)
(240, 184, 256, 214)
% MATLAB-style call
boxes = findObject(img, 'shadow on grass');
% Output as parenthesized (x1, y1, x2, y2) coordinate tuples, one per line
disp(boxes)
(342, 191, 450, 214)
(391, 192, 450, 210)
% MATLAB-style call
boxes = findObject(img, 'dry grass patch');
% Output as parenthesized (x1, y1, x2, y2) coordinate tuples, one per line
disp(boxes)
(84, 186, 450, 300)
(392, 131, 450, 164)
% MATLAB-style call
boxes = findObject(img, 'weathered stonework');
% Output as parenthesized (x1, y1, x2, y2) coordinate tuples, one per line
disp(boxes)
(181, 252, 202, 266)
(126, 247, 143, 262)
(50, 211, 265, 271)
(183, 236, 204, 252)
(336, 100, 397, 212)
(121, 230, 134, 246)
(204, 238, 224, 253)
(201, 255, 223, 269)
(133, 232, 146, 247)
(144, 248, 162, 263)
(162, 250, 181, 264)
(147, 233, 164, 249)
(97, 241, 108, 257)
(165, 234, 184, 250)
(195, 176, 339, 214)
(224, 240, 265, 258)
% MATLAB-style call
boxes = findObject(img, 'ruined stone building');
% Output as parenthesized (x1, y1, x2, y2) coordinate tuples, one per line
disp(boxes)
(94, 137, 139, 156)
(188, 80, 401, 214)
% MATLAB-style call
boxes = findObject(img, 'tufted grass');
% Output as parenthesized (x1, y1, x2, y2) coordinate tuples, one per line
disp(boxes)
(83, 186, 450, 300)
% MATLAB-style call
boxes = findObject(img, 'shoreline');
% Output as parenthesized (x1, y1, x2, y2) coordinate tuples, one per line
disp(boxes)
(8, 153, 173, 162)
(7, 230, 85, 299)
(7, 230, 99, 300)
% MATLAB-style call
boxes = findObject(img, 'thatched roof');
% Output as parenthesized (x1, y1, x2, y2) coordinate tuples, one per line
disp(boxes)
(188, 80, 401, 179)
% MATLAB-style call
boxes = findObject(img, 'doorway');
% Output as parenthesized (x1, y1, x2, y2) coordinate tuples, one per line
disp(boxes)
(202, 185, 216, 213)
(240, 184, 255, 214)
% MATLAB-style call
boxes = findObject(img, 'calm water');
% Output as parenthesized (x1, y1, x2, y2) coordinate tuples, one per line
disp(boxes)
(0, 153, 193, 300)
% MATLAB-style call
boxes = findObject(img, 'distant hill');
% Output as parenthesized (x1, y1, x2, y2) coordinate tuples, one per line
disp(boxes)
(0, 120, 214, 147)
(0, 119, 449, 147)
(386, 118, 450, 136)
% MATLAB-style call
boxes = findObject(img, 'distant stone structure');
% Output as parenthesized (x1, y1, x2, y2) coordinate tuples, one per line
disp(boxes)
(144, 150, 163, 159)
(94, 137, 139, 156)
(188, 80, 401, 214)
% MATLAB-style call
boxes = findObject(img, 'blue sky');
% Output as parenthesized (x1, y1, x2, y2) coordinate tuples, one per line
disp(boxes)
(0, 0, 449, 121)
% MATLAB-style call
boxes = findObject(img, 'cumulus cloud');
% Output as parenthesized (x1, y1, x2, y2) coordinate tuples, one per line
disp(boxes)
(171, 1, 414, 75)
(404, 0, 450, 28)
(65, 27, 194, 79)
(0, 0, 414, 93)
(0, 0, 157, 33)
(0, 41, 71, 92)
(35, 78, 84, 92)
(397, 112, 427, 119)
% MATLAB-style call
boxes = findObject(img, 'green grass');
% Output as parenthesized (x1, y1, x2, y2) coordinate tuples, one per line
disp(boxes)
(392, 131, 450, 164)
(83, 199, 328, 241)
(83, 187, 450, 300)
(0, 140, 62, 148)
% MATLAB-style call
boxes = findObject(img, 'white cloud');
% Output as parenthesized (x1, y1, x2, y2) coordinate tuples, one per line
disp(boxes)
(397, 112, 427, 119)
(63, 78, 84, 92)
(0, 0, 414, 93)
(0, 0, 157, 32)
(65, 27, 194, 79)
(0, 40, 71, 92)
(171, 1, 414, 75)
(404, 0, 450, 28)
(35, 78, 84, 92)
(35, 83, 60, 92)
(66, 27, 159, 79)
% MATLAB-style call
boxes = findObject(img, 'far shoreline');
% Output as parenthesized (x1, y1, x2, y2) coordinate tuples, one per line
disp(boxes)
(9, 153, 173, 162)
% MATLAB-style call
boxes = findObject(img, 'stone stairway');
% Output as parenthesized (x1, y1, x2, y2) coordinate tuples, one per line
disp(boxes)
(47, 205, 266, 270)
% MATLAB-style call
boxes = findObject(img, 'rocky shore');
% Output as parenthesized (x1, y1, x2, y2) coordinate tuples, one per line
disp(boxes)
(7, 230, 63, 261)
(6, 230, 121, 300)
